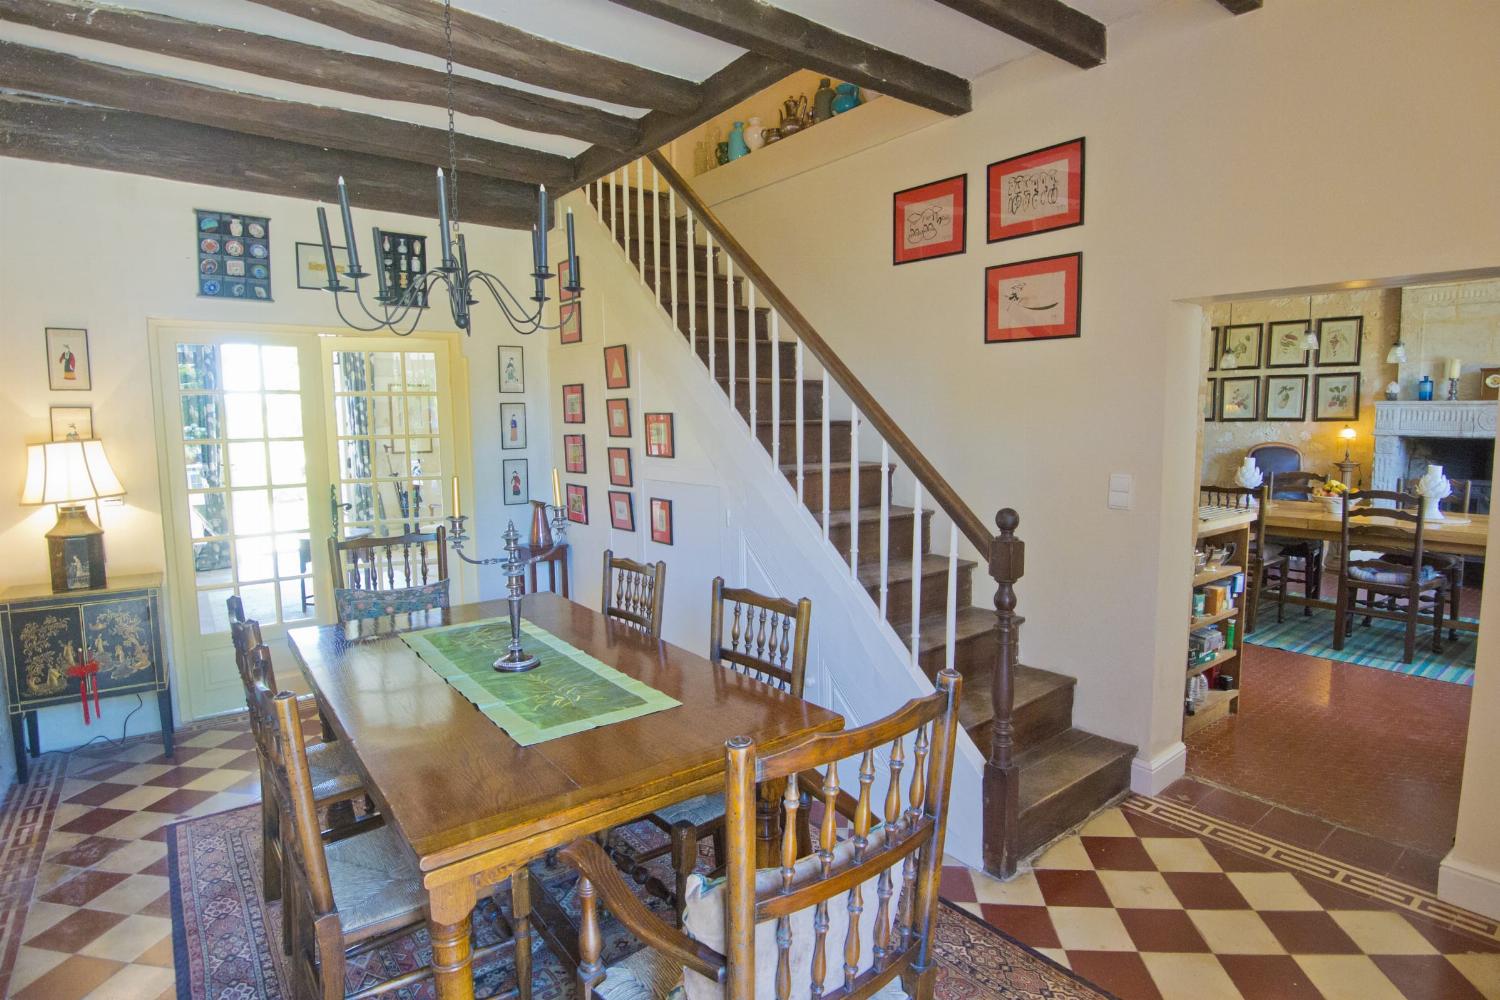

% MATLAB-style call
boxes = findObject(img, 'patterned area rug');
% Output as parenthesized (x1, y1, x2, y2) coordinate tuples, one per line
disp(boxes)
(168, 804, 1114, 999)
(1247, 606, 1476, 685)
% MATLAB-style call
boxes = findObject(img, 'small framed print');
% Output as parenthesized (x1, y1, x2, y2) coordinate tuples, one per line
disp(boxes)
(892, 174, 966, 266)
(502, 458, 529, 505)
(644, 412, 675, 458)
(1315, 316, 1363, 367)
(607, 446, 633, 487)
(562, 383, 585, 424)
(650, 497, 673, 545)
(986, 137, 1084, 243)
(1263, 374, 1308, 421)
(604, 344, 630, 389)
(1203, 380, 1216, 422)
(46, 328, 92, 391)
(1219, 376, 1260, 421)
(566, 483, 588, 524)
(983, 252, 1081, 344)
(500, 402, 527, 449)
(564, 434, 587, 474)
(1313, 372, 1361, 421)
(1481, 367, 1500, 400)
(1220, 324, 1263, 369)
(1266, 321, 1311, 368)
(560, 301, 582, 344)
(50, 405, 94, 441)
(606, 398, 631, 437)
(498, 346, 525, 393)
(296, 242, 351, 290)
(608, 490, 635, 531)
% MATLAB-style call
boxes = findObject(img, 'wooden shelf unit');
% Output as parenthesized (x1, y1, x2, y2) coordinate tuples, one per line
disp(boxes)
(1186, 511, 1251, 737)
(1183, 688, 1238, 737)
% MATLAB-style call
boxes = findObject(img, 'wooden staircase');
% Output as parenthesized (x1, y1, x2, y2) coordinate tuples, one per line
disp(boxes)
(588, 172, 1134, 874)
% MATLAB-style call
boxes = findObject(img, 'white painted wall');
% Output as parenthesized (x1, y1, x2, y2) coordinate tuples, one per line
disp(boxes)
(0, 158, 547, 779)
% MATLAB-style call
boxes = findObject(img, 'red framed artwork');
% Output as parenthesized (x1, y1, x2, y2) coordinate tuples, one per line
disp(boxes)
(649, 497, 673, 545)
(604, 344, 629, 389)
(644, 412, 675, 457)
(607, 446, 633, 487)
(606, 398, 631, 437)
(559, 300, 582, 344)
(608, 490, 635, 531)
(562, 383, 585, 423)
(566, 483, 588, 524)
(986, 137, 1084, 243)
(892, 174, 966, 266)
(984, 252, 1082, 345)
(564, 433, 586, 474)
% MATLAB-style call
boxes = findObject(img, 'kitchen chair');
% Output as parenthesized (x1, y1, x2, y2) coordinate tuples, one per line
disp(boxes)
(1265, 468, 1330, 610)
(1392, 477, 1473, 637)
(602, 550, 666, 639)
(329, 527, 450, 622)
(1333, 489, 1449, 664)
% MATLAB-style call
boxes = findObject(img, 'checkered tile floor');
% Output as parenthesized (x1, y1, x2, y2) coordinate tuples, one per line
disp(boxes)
(2, 711, 1498, 999)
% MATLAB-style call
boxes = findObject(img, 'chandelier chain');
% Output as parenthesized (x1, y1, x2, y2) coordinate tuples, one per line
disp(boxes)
(444, 0, 458, 229)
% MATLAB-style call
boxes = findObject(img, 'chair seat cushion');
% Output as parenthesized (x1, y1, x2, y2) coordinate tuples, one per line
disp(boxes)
(306, 740, 365, 804)
(1346, 562, 1443, 587)
(326, 824, 427, 941)
(1381, 552, 1462, 571)
(334, 580, 450, 621)
(653, 793, 726, 829)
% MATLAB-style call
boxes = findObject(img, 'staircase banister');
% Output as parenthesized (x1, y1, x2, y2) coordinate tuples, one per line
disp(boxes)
(647, 151, 991, 554)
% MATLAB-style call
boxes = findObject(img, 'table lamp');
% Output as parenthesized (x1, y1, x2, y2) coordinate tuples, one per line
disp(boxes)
(1335, 425, 1359, 488)
(21, 435, 125, 592)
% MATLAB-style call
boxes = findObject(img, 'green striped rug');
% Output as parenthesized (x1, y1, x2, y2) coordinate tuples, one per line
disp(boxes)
(1246, 606, 1476, 686)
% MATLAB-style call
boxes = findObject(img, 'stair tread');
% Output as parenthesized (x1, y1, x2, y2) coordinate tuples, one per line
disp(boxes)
(960, 664, 1079, 732)
(780, 459, 890, 474)
(895, 606, 994, 653)
(1015, 728, 1135, 814)
(854, 552, 975, 589)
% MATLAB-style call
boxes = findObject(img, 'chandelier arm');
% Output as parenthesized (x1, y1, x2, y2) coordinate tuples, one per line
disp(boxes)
(331, 289, 401, 333)
(470, 272, 554, 333)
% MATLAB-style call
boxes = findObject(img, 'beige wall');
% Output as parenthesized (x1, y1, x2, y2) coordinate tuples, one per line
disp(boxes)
(1200, 289, 1400, 488)
(1398, 278, 1500, 396)
(677, 0, 1500, 837)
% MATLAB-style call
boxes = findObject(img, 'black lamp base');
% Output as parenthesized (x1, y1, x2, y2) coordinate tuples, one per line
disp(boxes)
(46, 505, 107, 593)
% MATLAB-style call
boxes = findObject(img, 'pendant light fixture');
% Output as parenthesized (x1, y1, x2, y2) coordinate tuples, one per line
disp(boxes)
(1301, 295, 1320, 352)
(1219, 302, 1239, 370)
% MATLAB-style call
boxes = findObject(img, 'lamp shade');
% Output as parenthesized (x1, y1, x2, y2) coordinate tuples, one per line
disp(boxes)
(1339, 426, 1357, 441)
(22, 439, 125, 505)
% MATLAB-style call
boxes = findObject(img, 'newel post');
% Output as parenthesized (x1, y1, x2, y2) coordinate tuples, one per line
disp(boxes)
(982, 508, 1024, 878)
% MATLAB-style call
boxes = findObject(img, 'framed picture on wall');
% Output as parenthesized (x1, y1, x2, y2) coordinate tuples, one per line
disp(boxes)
(562, 383, 585, 424)
(983, 252, 1082, 344)
(46, 328, 92, 391)
(608, 447, 633, 486)
(608, 490, 635, 531)
(986, 137, 1085, 243)
(560, 301, 583, 344)
(1266, 321, 1312, 368)
(1203, 380, 1216, 422)
(1263, 375, 1308, 421)
(644, 412, 675, 457)
(1313, 372, 1361, 421)
(500, 402, 527, 449)
(50, 405, 94, 441)
(650, 497, 673, 545)
(892, 174, 966, 265)
(604, 344, 630, 389)
(566, 483, 588, 524)
(564, 434, 586, 474)
(1220, 324, 1263, 369)
(502, 459, 529, 505)
(1219, 376, 1260, 421)
(498, 346, 525, 393)
(1315, 317, 1363, 366)
(606, 398, 631, 437)
(295, 242, 352, 290)
(1208, 326, 1221, 372)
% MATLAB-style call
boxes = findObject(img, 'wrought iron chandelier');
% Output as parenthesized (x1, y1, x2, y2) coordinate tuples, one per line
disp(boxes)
(311, 0, 581, 336)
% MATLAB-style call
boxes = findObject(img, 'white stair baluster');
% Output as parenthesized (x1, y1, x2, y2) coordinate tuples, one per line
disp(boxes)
(770, 310, 780, 468)
(727, 256, 736, 413)
(686, 212, 696, 357)
(879, 439, 890, 620)
(594, 178, 603, 222)
(608, 170, 617, 241)
(669, 185, 679, 329)
(849, 408, 860, 578)
(821, 370, 831, 543)
(795, 339, 805, 503)
(635, 161, 646, 284)
(748, 282, 757, 429)
(651, 166, 661, 303)
(706, 231, 716, 380)
(946, 524, 959, 675)
(911, 481, 923, 670)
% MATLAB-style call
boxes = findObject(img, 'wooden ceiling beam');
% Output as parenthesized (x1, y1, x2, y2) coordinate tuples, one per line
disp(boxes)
(1214, 0, 1263, 13)
(929, 0, 1105, 69)
(0, 94, 539, 229)
(245, 0, 701, 115)
(604, 0, 971, 116)
(0, 0, 643, 149)
(0, 41, 575, 188)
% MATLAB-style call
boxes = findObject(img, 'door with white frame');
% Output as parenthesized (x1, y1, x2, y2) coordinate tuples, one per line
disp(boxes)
(153, 325, 464, 721)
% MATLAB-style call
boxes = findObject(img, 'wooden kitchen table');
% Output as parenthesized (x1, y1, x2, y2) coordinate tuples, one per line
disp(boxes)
(287, 593, 844, 1000)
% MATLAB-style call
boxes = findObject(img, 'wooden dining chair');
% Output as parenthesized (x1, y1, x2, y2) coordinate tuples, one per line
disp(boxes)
(1266, 469, 1330, 611)
(1199, 485, 1285, 632)
(562, 668, 962, 1000)
(329, 527, 450, 622)
(602, 550, 666, 639)
(1393, 477, 1472, 637)
(1333, 490, 1449, 664)
(265, 686, 533, 1000)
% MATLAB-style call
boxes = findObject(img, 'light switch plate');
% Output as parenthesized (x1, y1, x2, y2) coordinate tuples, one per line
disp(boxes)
(1108, 473, 1133, 510)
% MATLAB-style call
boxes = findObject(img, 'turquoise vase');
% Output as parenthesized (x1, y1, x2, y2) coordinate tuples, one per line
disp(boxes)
(727, 121, 750, 160)
(831, 83, 861, 114)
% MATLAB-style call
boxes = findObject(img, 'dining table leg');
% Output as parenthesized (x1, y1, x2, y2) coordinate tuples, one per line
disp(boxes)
(429, 881, 478, 1000)
(512, 866, 533, 1000)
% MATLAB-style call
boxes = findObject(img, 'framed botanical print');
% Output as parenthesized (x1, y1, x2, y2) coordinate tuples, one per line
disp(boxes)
(608, 490, 635, 531)
(604, 344, 630, 389)
(1220, 324, 1263, 369)
(498, 346, 524, 393)
(1315, 316, 1362, 367)
(50, 405, 94, 441)
(559, 300, 582, 344)
(606, 398, 631, 437)
(644, 413, 675, 457)
(1219, 376, 1260, 421)
(892, 174, 966, 265)
(46, 328, 92, 391)
(564, 433, 586, 474)
(650, 497, 673, 545)
(986, 137, 1084, 243)
(1263, 375, 1308, 421)
(607, 446, 633, 487)
(983, 252, 1082, 344)
(1208, 326, 1221, 372)
(500, 402, 527, 449)
(566, 483, 588, 524)
(562, 383, 585, 424)
(1266, 321, 1311, 368)
(1203, 380, 1216, 422)
(502, 458, 529, 505)
(1313, 372, 1361, 421)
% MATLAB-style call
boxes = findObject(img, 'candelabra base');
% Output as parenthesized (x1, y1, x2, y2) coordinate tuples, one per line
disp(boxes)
(493, 651, 540, 672)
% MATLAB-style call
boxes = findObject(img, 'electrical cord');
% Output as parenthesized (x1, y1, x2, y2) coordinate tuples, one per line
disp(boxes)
(22, 692, 146, 759)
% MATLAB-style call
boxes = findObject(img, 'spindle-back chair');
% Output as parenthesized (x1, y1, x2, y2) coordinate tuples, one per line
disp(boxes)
(1199, 485, 1284, 631)
(602, 550, 666, 639)
(329, 527, 450, 622)
(1334, 489, 1449, 663)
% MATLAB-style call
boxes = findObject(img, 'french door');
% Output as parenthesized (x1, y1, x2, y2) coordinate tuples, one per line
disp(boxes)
(153, 325, 463, 720)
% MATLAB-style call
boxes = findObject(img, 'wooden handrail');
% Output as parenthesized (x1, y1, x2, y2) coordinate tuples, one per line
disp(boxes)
(646, 151, 992, 553)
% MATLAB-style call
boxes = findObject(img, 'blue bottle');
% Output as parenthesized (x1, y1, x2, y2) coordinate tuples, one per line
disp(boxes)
(727, 121, 749, 161)
(1418, 375, 1434, 401)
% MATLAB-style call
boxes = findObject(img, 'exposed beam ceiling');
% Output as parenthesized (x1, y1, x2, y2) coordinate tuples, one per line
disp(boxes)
(604, 0, 971, 116)
(0, 94, 539, 228)
(1214, 0, 1263, 12)
(0, 40, 576, 187)
(244, 0, 703, 114)
(0, 0, 642, 149)
(929, 0, 1105, 68)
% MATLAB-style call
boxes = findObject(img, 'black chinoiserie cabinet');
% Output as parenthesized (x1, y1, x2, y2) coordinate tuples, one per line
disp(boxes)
(2, 574, 174, 783)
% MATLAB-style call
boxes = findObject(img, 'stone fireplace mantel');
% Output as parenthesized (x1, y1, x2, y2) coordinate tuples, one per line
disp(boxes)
(1372, 401, 1498, 493)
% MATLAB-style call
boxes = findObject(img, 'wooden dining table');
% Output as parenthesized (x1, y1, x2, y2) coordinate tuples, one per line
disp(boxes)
(287, 592, 844, 1000)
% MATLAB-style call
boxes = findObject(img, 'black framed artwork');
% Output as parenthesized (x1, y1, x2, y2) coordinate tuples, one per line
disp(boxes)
(604, 344, 630, 389)
(1219, 376, 1260, 421)
(1313, 372, 1361, 421)
(502, 459, 529, 505)
(1208, 326, 1221, 372)
(1263, 375, 1309, 421)
(606, 398, 631, 438)
(892, 174, 966, 265)
(1203, 380, 1216, 422)
(1220, 324, 1263, 369)
(608, 490, 635, 532)
(607, 447, 633, 487)
(1266, 321, 1312, 369)
(45, 328, 91, 391)
(1315, 317, 1363, 367)
(986, 137, 1085, 244)
(196, 209, 271, 300)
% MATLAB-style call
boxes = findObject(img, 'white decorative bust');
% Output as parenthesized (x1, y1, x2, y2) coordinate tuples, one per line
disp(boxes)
(1234, 456, 1264, 491)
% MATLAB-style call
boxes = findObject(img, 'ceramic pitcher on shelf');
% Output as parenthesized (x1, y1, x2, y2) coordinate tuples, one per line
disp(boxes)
(727, 121, 749, 160)
(780, 95, 809, 134)
(745, 116, 766, 151)
(831, 82, 861, 114)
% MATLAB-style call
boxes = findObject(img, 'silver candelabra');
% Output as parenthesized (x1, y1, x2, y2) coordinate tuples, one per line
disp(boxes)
(447, 506, 568, 672)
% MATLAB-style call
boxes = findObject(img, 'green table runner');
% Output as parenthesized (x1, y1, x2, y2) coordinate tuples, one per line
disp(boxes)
(400, 616, 680, 746)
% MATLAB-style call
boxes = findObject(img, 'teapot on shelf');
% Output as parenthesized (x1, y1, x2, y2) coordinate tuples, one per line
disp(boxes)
(779, 94, 810, 135)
